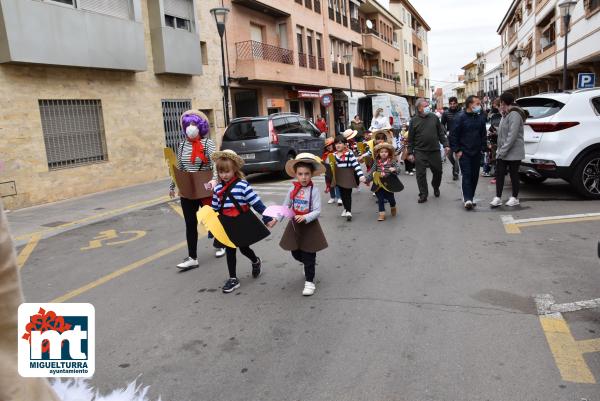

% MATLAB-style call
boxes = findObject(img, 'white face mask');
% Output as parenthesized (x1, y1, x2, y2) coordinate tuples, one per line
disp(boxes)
(186, 125, 199, 139)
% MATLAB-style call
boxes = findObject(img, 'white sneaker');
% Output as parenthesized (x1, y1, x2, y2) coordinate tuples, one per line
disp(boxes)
(409, 172, 414, 176)
(302, 281, 316, 296)
(464, 200, 474, 210)
(215, 248, 226, 258)
(341, 210, 348, 217)
(328, 198, 336, 204)
(337, 199, 343, 206)
(506, 197, 520, 207)
(346, 211, 352, 221)
(490, 197, 503, 208)
(405, 171, 410, 175)
(176, 257, 198, 269)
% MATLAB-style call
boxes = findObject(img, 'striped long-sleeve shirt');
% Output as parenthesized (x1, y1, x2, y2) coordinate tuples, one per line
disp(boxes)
(169, 137, 217, 191)
(211, 180, 271, 223)
(334, 150, 364, 177)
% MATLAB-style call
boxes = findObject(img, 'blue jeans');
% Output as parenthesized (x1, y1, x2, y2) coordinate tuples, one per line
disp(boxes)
(330, 185, 340, 200)
(459, 153, 482, 202)
(375, 190, 396, 212)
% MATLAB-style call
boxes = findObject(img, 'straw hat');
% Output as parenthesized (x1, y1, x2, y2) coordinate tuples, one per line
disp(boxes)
(370, 128, 392, 136)
(285, 153, 326, 177)
(211, 149, 244, 169)
(324, 137, 335, 147)
(373, 142, 395, 158)
(342, 129, 358, 140)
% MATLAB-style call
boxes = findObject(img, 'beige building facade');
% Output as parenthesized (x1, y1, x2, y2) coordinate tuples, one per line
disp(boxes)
(0, 0, 225, 210)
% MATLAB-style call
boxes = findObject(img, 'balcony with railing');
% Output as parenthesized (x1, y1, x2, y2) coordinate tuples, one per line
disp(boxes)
(363, 69, 397, 93)
(318, 57, 325, 71)
(298, 52, 307, 67)
(308, 54, 316, 69)
(236, 40, 294, 65)
(361, 30, 398, 59)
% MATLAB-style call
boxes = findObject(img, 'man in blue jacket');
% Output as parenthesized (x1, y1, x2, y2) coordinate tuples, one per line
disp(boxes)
(450, 95, 487, 210)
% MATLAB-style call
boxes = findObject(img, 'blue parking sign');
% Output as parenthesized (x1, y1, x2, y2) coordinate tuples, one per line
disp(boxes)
(577, 73, 595, 89)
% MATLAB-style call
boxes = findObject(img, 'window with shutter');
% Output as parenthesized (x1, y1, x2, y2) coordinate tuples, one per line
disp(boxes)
(163, 0, 194, 32)
(77, 0, 133, 20)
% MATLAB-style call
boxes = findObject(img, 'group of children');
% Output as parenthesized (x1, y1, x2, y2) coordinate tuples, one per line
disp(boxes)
(171, 110, 407, 297)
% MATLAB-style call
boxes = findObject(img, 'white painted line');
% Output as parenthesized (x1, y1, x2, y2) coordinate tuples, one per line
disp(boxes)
(534, 293, 555, 315)
(512, 212, 600, 224)
(551, 298, 600, 313)
(501, 215, 516, 225)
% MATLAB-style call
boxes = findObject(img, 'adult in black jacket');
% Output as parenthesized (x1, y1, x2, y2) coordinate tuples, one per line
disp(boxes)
(440, 97, 461, 180)
(407, 98, 449, 203)
(450, 95, 487, 210)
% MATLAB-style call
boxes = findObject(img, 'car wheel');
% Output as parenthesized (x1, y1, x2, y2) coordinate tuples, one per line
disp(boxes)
(519, 173, 547, 184)
(572, 152, 600, 199)
(281, 153, 296, 178)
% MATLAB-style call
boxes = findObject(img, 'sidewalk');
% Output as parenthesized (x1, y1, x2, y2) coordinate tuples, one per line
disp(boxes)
(6, 178, 171, 246)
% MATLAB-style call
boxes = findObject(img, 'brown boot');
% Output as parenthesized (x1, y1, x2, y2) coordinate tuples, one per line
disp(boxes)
(378, 212, 386, 221)
(391, 207, 397, 216)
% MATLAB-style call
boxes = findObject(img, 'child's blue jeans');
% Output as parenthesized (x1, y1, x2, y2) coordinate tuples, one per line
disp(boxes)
(375, 190, 396, 212)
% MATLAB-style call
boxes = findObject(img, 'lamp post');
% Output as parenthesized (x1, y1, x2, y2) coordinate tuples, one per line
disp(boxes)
(210, 7, 231, 126)
(513, 47, 525, 98)
(342, 53, 353, 97)
(559, 0, 577, 91)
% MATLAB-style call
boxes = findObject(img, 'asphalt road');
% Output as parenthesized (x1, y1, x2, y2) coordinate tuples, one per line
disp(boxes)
(15, 165, 600, 401)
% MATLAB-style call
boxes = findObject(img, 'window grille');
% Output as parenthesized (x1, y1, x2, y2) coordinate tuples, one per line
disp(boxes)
(162, 99, 192, 151)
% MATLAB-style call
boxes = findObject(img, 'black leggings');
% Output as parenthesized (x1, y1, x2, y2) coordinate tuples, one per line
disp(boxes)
(338, 187, 353, 212)
(496, 159, 521, 198)
(180, 197, 202, 259)
(226, 246, 258, 278)
(291, 250, 316, 282)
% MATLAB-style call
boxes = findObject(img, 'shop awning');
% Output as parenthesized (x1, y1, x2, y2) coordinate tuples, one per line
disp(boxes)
(342, 91, 366, 99)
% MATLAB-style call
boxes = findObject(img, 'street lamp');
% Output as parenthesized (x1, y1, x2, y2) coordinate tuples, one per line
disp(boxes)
(342, 53, 353, 97)
(559, 0, 577, 91)
(210, 7, 230, 126)
(512, 47, 525, 98)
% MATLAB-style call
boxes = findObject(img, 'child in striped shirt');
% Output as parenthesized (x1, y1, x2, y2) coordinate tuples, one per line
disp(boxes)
(210, 150, 275, 294)
(332, 135, 365, 221)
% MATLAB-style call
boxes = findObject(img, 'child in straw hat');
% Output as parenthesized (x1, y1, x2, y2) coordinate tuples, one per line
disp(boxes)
(322, 137, 341, 205)
(364, 143, 401, 221)
(332, 135, 366, 221)
(279, 154, 328, 296)
(210, 150, 275, 294)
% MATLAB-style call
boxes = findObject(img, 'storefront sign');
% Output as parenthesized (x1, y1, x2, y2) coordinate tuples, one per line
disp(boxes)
(298, 90, 320, 98)
(266, 98, 285, 108)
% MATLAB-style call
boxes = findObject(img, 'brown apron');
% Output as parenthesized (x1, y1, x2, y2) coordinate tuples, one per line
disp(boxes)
(333, 167, 358, 189)
(279, 220, 328, 253)
(174, 168, 213, 199)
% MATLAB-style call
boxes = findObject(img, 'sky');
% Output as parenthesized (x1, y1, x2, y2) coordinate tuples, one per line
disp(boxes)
(381, 0, 514, 85)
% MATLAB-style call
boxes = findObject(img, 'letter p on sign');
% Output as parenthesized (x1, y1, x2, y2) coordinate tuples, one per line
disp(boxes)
(577, 73, 595, 89)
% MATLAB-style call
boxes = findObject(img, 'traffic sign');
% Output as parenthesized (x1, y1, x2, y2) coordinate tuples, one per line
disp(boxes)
(577, 73, 595, 89)
(320, 94, 333, 107)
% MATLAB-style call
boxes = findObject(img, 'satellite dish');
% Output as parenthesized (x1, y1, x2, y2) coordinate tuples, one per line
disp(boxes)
(366, 20, 373, 30)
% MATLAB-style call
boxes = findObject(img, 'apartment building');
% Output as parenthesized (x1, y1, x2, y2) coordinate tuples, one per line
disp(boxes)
(0, 0, 224, 210)
(497, 0, 600, 96)
(461, 46, 501, 107)
(224, 0, 403, 132)
(388, 0, 431, 111)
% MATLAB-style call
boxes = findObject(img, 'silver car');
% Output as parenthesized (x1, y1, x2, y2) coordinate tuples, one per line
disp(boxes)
(220, 113, 325, 177)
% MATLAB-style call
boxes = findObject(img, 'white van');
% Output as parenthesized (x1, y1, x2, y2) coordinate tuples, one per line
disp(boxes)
(350, 94, 411, 134)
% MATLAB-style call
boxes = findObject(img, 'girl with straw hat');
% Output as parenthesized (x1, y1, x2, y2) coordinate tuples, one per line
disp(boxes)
(210, 150, 275, 294)
(279, 154, 329, 296)
(364, 143, 403, 221)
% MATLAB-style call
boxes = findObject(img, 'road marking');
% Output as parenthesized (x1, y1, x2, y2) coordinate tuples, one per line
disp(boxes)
(502, 212, 600, 234)
(15, 195, 170, 242)
(16, 233, 41, 270)
(81, 229, 147, 250)
(51, 241, 186, 303)
(534, 294, 600, 384)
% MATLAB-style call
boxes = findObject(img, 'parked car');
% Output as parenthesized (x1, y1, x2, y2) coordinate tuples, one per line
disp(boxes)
(516, 88, 600, 199)
(220, 113, 324, 177)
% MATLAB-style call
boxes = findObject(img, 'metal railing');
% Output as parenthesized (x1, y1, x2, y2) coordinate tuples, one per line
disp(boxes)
(332, 61, 338, 73)
(328, 7, 334, 19)
(350, 17, 360, 33)
(339, 62, 345, 75)
(236, 40, 294, 65)
(304, 0, 312, 8)
(314, 0, 321, 13)
(318, 57, 325, 70)
(353, 67, 364, 78)
(298, 52, 307, 67)
(308, 54, 316, 69)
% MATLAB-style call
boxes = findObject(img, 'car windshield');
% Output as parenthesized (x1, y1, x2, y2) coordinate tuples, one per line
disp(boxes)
(516, 97, 564, 119)
(222, 120, 268, 141)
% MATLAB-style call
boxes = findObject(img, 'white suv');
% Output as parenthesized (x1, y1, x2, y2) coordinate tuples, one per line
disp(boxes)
(517, 88, 600, 199)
